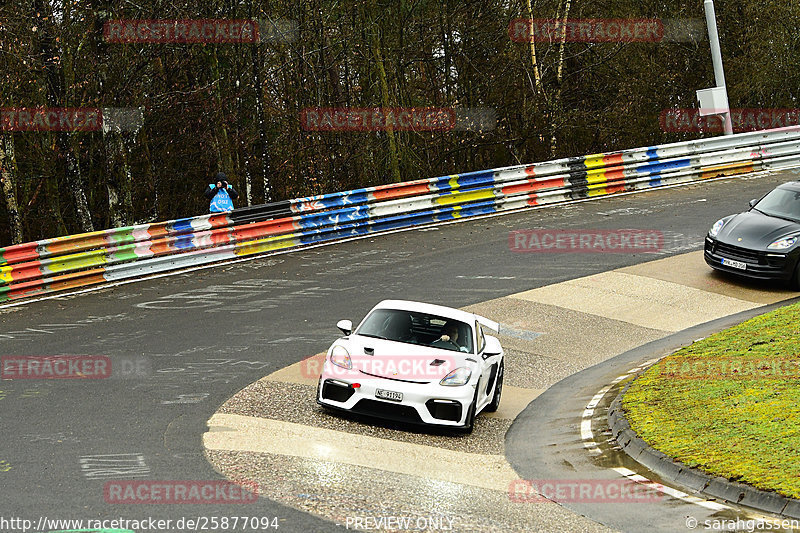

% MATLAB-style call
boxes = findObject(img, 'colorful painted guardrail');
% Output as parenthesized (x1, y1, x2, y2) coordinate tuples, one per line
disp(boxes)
(3, 125, 800, 303)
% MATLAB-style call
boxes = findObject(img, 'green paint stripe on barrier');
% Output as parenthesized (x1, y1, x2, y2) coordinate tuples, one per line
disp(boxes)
(107, 226, 136, 245)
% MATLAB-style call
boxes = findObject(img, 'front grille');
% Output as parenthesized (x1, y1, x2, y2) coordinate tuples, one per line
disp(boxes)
(714, 242, 763, 264)
(353, 399, 423, 423)
(426, 400, 462, 422)
(321, 380, 355, 402)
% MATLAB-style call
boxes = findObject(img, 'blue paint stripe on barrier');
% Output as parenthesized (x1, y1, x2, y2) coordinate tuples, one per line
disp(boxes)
(170, 218, 195, 233)
(646, 147, 660, 160)
(637, 158, 693, 175)
(173, 234, 197, 250)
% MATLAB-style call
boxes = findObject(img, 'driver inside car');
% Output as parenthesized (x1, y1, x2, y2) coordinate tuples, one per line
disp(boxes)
(431, 321, 461, 351)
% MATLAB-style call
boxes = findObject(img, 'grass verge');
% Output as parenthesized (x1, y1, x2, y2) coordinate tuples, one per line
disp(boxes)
(623, 301, 800, 499)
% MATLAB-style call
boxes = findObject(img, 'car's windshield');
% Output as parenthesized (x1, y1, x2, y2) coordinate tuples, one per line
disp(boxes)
(356, 309, 474, 353)
(754, 188, 800, 222)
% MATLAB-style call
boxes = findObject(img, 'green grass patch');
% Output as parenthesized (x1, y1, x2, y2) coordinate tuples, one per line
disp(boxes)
(623, 301, 800, 499)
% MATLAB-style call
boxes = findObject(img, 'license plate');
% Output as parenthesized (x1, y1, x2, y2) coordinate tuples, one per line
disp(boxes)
(722, 258, 747, 270)
(375, 389, 403, 402)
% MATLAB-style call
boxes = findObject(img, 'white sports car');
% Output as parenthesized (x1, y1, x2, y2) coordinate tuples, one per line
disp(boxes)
(316, 299, 504, 432)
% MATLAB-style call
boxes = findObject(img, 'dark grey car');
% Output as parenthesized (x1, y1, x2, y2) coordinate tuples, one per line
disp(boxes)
(704, 181, 800, 288)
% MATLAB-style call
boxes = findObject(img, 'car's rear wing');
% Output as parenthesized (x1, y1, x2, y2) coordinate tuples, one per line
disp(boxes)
(475, 315, 500, 333)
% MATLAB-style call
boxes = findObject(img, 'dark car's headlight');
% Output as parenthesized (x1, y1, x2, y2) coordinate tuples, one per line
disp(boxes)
(768, 237, 798, 250)
(709, 219, 726, 237)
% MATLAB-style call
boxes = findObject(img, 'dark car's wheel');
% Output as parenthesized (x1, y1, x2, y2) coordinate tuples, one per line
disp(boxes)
(792, 261, 800, 290)
(484, 360, 504, 413)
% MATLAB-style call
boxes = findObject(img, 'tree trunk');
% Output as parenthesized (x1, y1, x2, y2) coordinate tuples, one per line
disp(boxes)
(369, 4, 401, 183)
(550, 0, 572, 157)
(0, 135, 24, 244)
(525, 0, 542, 91)
(35, 0, 94, 232)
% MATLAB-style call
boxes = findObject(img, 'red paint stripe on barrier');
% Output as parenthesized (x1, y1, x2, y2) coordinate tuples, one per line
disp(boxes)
(371, 182, 431, 201)
(0, 243, 40, 265)
(232, 218, 299, 241)
(501, 177, 566, 196)
(604, 153, 625, 166)
(7, 262, 44, 284)
(524, 166, 537, 176)
(7, 268, 107, 300)
(46, 234, 109, 255)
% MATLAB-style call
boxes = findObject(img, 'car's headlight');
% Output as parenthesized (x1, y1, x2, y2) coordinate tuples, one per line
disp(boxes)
(768, 237, 798, 250)
(440, 367, 472, 387)
(709, 219, 726, 237)
(329, 345, 352, 369)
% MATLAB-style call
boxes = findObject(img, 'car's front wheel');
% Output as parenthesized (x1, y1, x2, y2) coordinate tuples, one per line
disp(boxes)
(484, 360, 504, 413)
(460, 387, 479, 434)
(792, 260, 800, 290)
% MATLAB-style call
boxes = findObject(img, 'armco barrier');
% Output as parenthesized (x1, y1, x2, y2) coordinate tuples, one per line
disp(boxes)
(3, 126, 800, 303)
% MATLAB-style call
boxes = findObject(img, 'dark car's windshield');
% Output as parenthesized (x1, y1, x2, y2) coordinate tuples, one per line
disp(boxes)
(356, 309, 474, 353)
(753, 188, 800, 222)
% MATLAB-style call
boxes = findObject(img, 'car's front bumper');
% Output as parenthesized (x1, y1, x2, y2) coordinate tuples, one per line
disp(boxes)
(316, 374, 475, 428)
(704, 236, 798, 281)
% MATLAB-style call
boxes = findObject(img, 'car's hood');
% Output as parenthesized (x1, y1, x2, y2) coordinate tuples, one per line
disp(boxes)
(335, 336, 473, 381)
(716, 211, 800, 249)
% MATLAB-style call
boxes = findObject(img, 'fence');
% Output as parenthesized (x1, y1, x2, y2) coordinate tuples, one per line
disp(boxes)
(3, 125, 800, 303)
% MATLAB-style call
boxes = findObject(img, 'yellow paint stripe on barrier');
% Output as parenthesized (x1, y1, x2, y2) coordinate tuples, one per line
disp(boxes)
(0, 267, 12, 285)
(588, 186, 608, 197)
(42, 249, 108, 274)
(586, 169, 609, 185)
(584, 154, 607, 169)
(700, 162, 756, 179)
(234, 235, 301, 257)
(435, 188, 495, 206)
(448, 175, 460, 191)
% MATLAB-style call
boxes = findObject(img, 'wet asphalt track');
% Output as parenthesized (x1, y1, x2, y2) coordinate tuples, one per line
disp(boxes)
(2, 169, 799, 532)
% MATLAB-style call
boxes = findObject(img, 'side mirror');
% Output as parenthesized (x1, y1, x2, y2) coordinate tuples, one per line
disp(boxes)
(749, 198, 758, 208)
(481, 335, 502, 359)
(336, 319, 353, 336)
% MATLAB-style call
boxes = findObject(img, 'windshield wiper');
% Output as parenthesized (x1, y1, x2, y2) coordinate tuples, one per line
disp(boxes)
(358, 333, 388, 340)
(764, 212, 800, 224)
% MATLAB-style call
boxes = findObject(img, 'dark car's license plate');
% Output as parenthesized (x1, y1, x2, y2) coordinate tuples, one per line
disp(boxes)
(722, 258, 747, 270)
(375, 389, 403, 402)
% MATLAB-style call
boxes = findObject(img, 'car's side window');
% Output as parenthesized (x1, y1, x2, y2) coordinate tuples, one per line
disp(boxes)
(476, 321, 486, 353)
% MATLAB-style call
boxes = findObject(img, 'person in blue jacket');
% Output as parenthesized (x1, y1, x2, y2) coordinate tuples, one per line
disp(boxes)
(204, 172, 239, 213)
